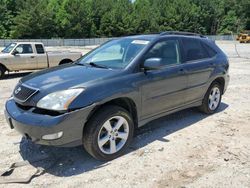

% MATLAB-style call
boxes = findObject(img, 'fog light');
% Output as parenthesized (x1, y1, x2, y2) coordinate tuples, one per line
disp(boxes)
(42, 131, 63, 140)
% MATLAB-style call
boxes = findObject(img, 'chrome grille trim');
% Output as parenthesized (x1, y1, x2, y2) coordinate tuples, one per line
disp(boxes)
(13, 83, 39, 103)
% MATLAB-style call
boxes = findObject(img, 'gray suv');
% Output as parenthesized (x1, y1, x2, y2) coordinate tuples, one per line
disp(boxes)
(5, 32, 229, 160)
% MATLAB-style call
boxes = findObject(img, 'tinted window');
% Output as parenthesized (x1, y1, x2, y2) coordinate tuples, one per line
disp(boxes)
(182, 38, 209, 61)
(202, 42, 217, 57)
(35, 44, 45, 54)
(145, 39, 180, 66)
(15, 44, 33, 54)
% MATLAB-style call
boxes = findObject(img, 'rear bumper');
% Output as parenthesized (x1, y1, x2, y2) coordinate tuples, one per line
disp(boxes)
(223, 74, 230, 94)
(5, 98, 95, 147)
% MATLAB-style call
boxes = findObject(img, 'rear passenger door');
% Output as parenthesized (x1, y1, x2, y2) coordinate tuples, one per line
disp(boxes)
(181, 38, 217, 103)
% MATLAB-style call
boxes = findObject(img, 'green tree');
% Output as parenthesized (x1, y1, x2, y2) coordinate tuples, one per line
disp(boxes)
(56, 0, 93, 38)
(219, 10, 239, 34)
(0, 0, 249, 38)
(99, 0, 134, 36)
(90, 0, 115, 36)
(10, 0, 56, 38)
(131, 0, 159, 34)
(0, 0, 17, 38)
(193, 0, 225, 34)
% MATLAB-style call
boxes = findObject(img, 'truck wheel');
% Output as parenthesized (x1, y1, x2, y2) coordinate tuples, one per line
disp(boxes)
(83, 105, 134, 161)
(199, 82, 222, 114)
(59, 59, 72, 65)
(0, 66, 6, 79)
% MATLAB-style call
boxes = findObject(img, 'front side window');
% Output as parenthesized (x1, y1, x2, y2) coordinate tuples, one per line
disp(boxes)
(15, 44, 33, 54)
(77, 38, 150, 69)
(145, 39, 181, 66)
(182, 38, 209, 62)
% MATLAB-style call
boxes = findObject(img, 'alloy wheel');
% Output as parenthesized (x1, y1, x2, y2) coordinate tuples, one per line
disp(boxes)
(208, 86, 221, 110)
(97, 116, 129, 155)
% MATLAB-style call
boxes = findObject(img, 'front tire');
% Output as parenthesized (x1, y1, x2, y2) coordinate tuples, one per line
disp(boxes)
(0, 66, 6, 79)
(199, 82, 222, 114)
(83, 105, 134, 161)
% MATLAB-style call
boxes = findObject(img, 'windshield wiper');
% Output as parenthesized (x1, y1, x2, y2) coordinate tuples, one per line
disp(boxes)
(89, 62, 109, 69)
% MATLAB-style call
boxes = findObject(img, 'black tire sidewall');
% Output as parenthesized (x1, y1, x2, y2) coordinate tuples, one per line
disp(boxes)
(83, 105, 134, 161)
(0, 67, 5, 79)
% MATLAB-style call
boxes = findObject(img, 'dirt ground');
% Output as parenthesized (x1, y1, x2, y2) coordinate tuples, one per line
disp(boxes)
(0, 41, 249, 188)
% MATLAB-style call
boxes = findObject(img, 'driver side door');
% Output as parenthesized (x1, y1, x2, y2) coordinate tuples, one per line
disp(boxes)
(141, 38, 188, 119)
(10, 44, 37, 70)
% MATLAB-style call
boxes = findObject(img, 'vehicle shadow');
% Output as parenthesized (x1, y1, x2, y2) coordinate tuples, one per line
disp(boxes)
(3, 72, 32, 80)
(19, 103, 228, 177)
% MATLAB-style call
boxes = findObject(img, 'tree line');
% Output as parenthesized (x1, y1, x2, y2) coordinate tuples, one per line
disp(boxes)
(0, 0, 249, 39)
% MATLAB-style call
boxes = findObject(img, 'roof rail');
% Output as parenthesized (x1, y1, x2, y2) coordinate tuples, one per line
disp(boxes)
(160, 31, 206, 38)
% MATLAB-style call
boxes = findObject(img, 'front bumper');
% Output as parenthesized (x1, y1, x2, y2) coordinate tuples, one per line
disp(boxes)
(4, 99, 95, 147)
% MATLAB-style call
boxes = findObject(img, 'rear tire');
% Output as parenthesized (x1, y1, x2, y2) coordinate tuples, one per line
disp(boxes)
(0, 66, 6, 79)
(83, 105, 134, 161)
(59, 59, 72, 65)
(199, 82, 222, 114)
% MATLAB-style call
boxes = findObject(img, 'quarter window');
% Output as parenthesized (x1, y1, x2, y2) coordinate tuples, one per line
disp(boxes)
(145, 40, 181, 66)
(35, 44, 45, 54)
(182, 38, 210, 62)
(202, 43, 217, 58)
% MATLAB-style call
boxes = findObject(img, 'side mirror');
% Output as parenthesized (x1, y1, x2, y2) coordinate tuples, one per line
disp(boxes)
(120, 47, 124, 54)
(11, 50, 19, 56)
(143, 58, 162, 71)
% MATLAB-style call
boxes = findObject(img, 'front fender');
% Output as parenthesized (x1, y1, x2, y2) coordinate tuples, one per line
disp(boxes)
(69, 73, 142, 115)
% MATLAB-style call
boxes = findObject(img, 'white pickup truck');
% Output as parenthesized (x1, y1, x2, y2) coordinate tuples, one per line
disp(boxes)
(0, 42, 82, 78)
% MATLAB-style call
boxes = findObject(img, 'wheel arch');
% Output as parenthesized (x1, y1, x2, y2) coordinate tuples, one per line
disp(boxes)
(86, 97, 138, 129)
(211, 77, 225, 94)
(59, 58, 73, 65)
(0, 63, 8, 72)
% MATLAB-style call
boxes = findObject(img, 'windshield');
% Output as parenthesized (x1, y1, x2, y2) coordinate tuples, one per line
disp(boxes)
(1, 43, 17, 53)
(76, 38, 150, 69)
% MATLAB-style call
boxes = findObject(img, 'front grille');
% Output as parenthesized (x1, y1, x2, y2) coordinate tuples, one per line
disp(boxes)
(242, 36, 246, 39)
(13, 84, 39, 102)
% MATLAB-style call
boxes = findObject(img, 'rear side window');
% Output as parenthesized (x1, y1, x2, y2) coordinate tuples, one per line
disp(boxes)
(182, 38, 210, 62)
(201, 42, 217, 58)
(35, 44, 45, 54)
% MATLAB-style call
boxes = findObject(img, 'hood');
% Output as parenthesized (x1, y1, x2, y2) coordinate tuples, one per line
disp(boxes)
(0, 53, 10, 58)
(20, 64, 121, 91)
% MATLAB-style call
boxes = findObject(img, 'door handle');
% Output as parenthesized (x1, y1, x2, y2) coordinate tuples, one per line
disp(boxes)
(178, 68, 186, 74)
(30, 56, 35, 58)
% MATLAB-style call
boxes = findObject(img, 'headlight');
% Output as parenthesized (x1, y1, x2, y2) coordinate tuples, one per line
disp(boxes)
(37, 88, 84, 111)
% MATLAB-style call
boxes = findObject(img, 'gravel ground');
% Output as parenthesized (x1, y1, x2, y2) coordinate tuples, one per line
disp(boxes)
(0, 41, 249, 188)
